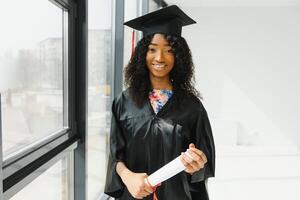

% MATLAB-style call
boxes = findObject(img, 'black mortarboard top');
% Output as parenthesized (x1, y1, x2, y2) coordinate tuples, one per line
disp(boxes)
(124, 5, 196, 37)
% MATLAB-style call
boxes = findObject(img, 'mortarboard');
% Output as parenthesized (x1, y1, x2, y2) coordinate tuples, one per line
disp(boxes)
(124, 5, 196, 37)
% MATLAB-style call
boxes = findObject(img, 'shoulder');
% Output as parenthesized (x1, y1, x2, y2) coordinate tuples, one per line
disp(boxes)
(113, 89, 129, 104)
(112, 89, 131, 110)
(112, 89, 145, 119)
(181, 93, 206, 114)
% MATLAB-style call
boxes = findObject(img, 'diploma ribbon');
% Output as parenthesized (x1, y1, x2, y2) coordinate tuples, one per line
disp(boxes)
(145, 178, 161, 200)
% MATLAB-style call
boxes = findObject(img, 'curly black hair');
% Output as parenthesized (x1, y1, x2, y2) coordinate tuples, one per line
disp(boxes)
(124, 33, 200, 107)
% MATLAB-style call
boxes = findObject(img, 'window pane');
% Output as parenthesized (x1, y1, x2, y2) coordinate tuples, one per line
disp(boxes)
(0, 0, 67, 156)
(149, 0, 160, 12)
(123, 0, 139, 68)
(87, 0, 112, 199)
(10, 157, 70, 200)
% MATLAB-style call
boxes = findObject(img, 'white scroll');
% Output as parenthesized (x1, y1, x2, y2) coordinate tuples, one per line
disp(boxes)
(146, 151, 193, 187)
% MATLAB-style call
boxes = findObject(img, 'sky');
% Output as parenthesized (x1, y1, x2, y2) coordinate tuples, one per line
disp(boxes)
(0, 0, 112, 57)
(0, 0, 63, 56)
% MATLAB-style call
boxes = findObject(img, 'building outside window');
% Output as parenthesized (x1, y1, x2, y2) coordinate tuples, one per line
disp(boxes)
(0, 0, 67, 157)
(87, 0, 112, 199)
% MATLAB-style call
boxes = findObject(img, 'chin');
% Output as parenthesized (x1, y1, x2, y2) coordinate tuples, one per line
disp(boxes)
(151, 73, 169, 79)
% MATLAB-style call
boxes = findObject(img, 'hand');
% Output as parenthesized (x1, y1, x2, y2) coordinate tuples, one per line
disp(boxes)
(120, 170, 153, 199)
(180, 143, 207, 175)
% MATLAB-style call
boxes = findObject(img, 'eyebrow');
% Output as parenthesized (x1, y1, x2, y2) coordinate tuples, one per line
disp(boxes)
(149, 43, 171, 47)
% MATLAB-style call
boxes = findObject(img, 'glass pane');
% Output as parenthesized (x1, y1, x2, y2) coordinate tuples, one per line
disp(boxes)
(123, 0, 138, 68)
(149, 0, 160, 12)
(0, 0, 66, 156)
(87, 0, 112, 199)
(11, 157, 69, 200)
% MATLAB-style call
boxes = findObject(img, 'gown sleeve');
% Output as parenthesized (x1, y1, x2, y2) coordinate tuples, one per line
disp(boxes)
(190, 107, 215, 183)
(104, 99, 127, 198)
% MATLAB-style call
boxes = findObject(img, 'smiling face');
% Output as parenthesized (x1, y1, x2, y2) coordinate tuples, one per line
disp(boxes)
(146, 34, 175, 84)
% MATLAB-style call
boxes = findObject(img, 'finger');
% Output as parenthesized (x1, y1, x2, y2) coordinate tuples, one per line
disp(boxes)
(182, 153, 198, 172)
(142, 189, 152, 196)
(144, 177, 154, 193)
(184, 165, 194, 174)
(188, 149, 205, 165)
(199, 152, 207, 164)
(186, 150, 205, 171)
(144, 185, 154, 193)
(191, 160, 202, 171)
(189, 143, 195, 148)
(138, 190, 150, 198)
(134, 195, 143, 199)
(190, 152, 207, 168)
(187, 149, 200, 160)
(189, 156, 204, 170)
(190, 148, 207, 163)
(182, 152, 194, 163)
(180, 153, 189, 166)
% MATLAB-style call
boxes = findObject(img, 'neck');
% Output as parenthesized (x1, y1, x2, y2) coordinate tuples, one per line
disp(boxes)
(150, 76, 173, 90)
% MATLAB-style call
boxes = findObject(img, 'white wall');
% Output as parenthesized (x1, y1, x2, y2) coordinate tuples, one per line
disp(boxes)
(182, 6, 300, 148)
(177, 4, 300, 200)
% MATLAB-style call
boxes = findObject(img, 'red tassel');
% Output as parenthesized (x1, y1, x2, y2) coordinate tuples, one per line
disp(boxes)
(153, 192, 159, 200)
(131, 30, 135, 57)
(146, 178, 161, 200)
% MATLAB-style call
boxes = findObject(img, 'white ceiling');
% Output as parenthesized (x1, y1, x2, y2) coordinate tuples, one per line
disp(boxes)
(165, 0, 300, 7)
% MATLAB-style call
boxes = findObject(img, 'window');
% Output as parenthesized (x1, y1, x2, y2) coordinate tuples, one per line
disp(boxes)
(87, 0, 112, 199)
(0, 0, 69, 157)
(10, 156, 70, 200)
(0, 0, 83, 199)
(88, 0, 149, 199)
(123, 0, 139, 67)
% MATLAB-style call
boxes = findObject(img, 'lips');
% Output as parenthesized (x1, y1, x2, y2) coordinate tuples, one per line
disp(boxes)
(152, 63, 166, 70)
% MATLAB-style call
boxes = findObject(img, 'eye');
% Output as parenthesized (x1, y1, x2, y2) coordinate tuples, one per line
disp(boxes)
(148, 47, 156, 53)
(165, 49, 173, 53)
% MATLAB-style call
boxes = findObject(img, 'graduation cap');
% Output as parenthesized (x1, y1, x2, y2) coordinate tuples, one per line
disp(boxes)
(124, 5, 196, 37)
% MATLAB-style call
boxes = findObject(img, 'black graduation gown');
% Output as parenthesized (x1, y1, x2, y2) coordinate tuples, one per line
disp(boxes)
(104, 90, 215, 200)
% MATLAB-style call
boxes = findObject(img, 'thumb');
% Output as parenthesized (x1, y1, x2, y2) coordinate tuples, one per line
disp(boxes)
(189, 143, 195, 148)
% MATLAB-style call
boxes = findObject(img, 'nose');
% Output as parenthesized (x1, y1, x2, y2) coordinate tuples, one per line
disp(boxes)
(154, 50, 164, 62)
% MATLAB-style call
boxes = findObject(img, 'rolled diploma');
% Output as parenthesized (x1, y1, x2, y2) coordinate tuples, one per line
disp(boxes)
(146, 151, 192, 187)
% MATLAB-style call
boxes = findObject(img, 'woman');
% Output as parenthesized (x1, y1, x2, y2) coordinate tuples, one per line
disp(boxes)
(105, 5, 215, 200)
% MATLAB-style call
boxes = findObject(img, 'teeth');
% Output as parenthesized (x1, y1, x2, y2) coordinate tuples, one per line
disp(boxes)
(153, 64, 165, 68)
